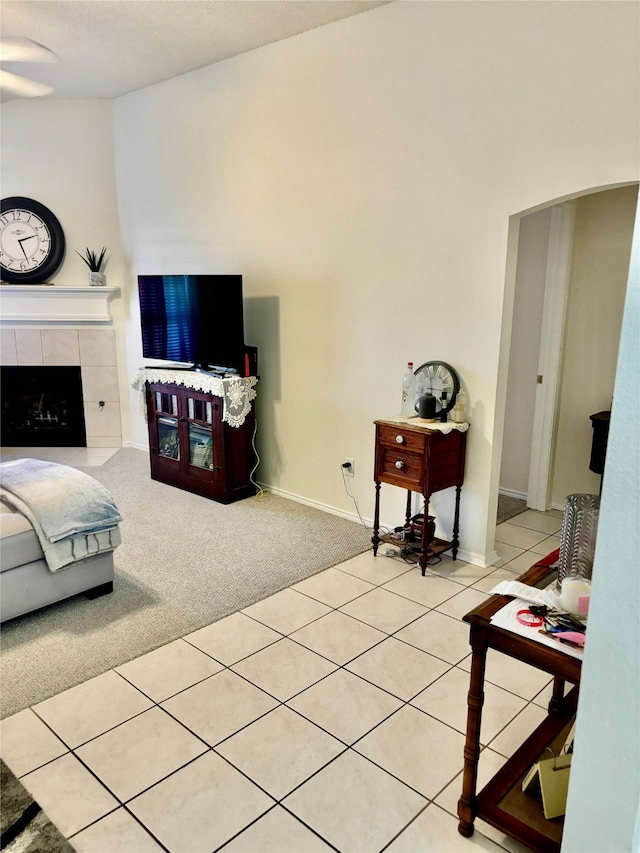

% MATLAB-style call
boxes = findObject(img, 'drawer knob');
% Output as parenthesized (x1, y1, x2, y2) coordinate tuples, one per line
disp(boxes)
(395, 460, 405, 469)
(395, 435, 405, 444)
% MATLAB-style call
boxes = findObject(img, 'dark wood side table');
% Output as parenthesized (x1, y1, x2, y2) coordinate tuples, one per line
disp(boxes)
(457, 555, 582, 853)
(372, 419, 467, 574)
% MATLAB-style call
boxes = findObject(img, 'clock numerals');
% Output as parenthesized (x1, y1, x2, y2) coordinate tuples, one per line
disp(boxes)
(414, 361, 461, 414)
(0, 197, 65, 284)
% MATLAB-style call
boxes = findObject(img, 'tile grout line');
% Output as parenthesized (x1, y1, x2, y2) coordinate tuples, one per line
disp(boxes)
(1, 491, 556, 852)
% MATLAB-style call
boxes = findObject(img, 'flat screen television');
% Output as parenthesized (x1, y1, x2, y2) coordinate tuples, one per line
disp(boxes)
(138, 274, 247, 373)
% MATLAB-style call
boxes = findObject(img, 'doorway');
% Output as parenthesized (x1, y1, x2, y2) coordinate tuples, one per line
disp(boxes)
(499, 184, 638, 511)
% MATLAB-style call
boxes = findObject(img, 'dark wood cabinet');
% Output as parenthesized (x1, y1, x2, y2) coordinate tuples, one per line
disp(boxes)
(145, 380, 256, 504)
(371, 419, 467, 574)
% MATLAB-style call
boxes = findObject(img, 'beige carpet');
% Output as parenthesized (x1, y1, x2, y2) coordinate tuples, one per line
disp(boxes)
(497, 494, 527, 525)
(0, 449, 371, 717)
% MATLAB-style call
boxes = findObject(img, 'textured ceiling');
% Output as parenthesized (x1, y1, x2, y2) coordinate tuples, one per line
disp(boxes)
(0, 0, 389, 101)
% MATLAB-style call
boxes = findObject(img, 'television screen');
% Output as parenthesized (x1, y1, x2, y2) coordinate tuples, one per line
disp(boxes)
(138, 274, 245, 371)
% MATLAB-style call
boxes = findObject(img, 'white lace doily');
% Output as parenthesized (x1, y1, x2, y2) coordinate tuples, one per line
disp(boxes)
(388, 415, 469, 434)
(131, 368, 257, 428)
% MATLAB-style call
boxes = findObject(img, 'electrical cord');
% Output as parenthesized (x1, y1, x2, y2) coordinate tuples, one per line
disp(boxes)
(249, 412, 269, 500)
(387, 513, 444, 567)
(339, 462, 395, 535)
(339, 471, 441, 565)
(340, 466, 368, 528)
(395, 545, 443, 567)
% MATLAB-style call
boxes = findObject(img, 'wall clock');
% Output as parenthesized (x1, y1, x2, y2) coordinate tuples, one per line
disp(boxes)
(414, 360, 460, 414)
(0, 196, 66, 284)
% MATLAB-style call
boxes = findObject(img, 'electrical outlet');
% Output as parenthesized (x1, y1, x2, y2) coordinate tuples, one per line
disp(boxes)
(342, 457, 355, 477)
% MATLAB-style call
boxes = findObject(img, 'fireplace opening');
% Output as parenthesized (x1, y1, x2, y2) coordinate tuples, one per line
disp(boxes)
(1, 367, 87, 447)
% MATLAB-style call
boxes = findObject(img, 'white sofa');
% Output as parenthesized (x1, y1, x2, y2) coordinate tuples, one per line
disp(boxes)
(0, 501, 115, 622)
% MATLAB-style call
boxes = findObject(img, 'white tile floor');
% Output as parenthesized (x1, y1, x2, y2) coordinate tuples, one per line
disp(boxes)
(0, 450, 563, 853)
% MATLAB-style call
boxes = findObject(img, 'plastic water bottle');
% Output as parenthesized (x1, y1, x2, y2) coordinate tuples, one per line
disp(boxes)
(401, 362, 416, 416)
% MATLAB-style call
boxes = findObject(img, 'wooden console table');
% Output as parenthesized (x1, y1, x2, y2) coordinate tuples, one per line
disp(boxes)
(457, 556, 582, 853)
(371, 419, 467, 574)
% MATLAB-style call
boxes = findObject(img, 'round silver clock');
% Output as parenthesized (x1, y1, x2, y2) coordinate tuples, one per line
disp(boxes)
(414, 361, 460, 414)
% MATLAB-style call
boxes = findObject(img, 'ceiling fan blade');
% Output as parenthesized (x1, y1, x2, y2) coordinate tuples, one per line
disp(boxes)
(0, 69, 53, 98)
(0, 37, 57, 64)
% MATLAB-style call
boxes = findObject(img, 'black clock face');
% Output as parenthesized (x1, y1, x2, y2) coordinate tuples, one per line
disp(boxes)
(414, 361, 460, 413)
(0, 197, 65, 284)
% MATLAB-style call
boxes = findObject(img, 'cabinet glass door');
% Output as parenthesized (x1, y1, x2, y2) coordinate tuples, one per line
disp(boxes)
(185, 391, 216, 471)
(158, 416, 180, 460)
(189, 423, 213, 470)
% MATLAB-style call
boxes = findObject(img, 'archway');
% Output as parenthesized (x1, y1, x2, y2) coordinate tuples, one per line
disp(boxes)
(495, 182, 638, 526)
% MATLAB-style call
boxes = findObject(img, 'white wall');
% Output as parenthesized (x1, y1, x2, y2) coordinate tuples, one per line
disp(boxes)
(1, 3, 638, 567)
(0, 100, 131, 434)
(1, 3, 639, 843)
(500, 208, 551, 498)
(551, 185, 638, 506)
(562, 196, 639, 853)
(110, 0, 639, 564)
(0, 100, 125, 290)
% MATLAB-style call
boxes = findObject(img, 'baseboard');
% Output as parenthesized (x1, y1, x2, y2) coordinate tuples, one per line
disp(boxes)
(501, 488, 564, 512)
(260, 482, 372, 528)
(481, 549, 500, 568)
(122, 441, 149, 452)
(111, 467, 497, 569)
(499, 488, 528, 501)
(113, 451, 503, 570)
(259, 483, 498, 569)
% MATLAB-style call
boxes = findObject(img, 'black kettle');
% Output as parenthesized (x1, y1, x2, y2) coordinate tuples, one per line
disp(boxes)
(415, 393, 437, 420)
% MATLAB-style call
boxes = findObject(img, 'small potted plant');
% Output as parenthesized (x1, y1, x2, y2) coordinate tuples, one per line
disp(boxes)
(76, 246, 107, 286)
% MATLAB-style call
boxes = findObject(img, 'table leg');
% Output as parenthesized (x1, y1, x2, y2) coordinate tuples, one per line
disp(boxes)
(451, 484, 462, 560)
(372, 481, 381, 556)
(405, 490, 412, 528)
(419, 495, 431, 576)
(548, 676, 567, 714)
(458, 629, 488, 838)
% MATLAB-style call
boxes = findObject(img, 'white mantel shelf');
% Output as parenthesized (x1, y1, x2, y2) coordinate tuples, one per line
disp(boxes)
(0, 284, 121, 325)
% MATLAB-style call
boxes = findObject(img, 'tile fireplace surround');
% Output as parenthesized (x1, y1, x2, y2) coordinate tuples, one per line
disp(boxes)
(0, 286, 122, 448)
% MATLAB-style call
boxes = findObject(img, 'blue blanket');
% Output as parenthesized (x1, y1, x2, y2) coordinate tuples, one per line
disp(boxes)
(0, 459, 122, 572)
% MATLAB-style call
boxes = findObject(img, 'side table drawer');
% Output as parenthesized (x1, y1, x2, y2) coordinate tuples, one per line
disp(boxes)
(377, 424, 426, 453)
(378, 446, 423, 488)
